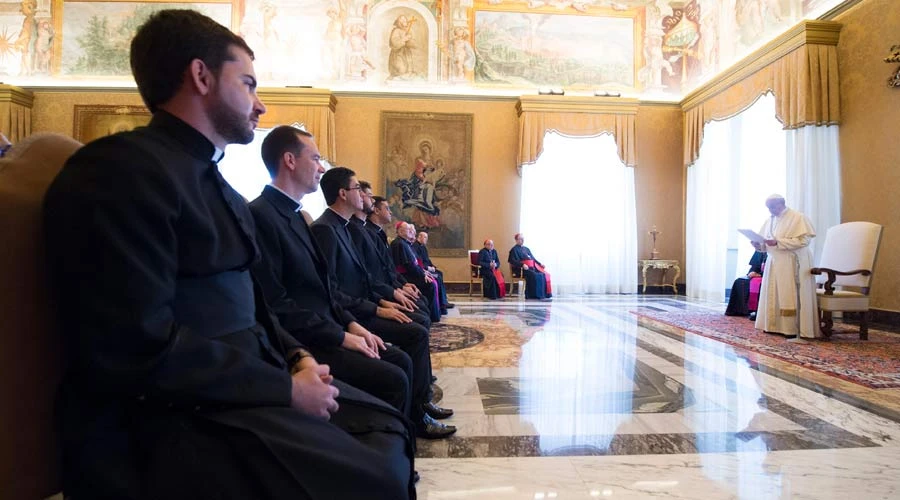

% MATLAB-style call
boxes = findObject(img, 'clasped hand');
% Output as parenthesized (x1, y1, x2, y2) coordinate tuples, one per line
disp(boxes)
(290, 361, 339, 420)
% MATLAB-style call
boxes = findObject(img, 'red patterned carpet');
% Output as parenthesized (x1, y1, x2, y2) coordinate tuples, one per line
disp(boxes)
(632, 309, 900, 389)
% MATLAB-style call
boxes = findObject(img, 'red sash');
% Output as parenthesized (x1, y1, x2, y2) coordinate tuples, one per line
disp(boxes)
(521, 259, 552, 295)
(492, 268, 506, 298)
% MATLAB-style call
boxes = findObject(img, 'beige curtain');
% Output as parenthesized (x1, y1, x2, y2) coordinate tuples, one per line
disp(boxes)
(683, 39, 841, 167)
(517, 96, 638, 168)
(0, 85, 33, 142)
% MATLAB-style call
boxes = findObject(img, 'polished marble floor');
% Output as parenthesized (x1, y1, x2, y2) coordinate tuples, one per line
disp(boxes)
(416, 295, 900, 499)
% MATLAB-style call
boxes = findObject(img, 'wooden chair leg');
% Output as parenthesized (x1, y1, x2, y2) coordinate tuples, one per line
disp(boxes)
(860, 311, 870, 341)
(469, 279, 473, 297)
(820, 310, 834, 338)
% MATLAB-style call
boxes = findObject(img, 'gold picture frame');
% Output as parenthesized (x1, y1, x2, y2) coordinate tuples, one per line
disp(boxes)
(380, 111, 473, 257)
(73, 104, 150, 143)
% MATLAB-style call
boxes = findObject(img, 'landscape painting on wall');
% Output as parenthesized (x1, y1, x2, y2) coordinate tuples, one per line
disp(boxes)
(473, 10, 636, 89)
(381, 111, 472, 257)
(54, 0, 234, 76)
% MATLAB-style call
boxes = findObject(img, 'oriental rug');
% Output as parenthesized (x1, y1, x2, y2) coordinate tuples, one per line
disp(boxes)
(632, 309, 900, 389)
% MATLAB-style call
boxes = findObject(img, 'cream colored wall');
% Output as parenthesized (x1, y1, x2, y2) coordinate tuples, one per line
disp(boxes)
(835, 0, 900, 312)
(333, 95, 520, 283)
(31, 90, 144, 135)
(334, 95, 687, 286)
(635, 104, 686, 282)
(29, 90, 687, 289)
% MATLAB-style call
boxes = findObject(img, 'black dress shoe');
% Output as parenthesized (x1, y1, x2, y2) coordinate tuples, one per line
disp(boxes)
(749, 312, 757, 321)
(414, 471, 420, 483)
(423, 401, 454, 419)
(417, 414, 457, 439)
(444, 303, 455, 309)
(441, 308, 448, 315)
(431, 375, 438, 383)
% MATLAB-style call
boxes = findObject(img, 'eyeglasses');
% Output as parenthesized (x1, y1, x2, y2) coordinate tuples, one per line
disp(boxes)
(344, 185, 362, 191)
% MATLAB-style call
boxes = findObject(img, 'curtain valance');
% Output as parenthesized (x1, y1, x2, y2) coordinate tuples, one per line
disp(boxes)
(259, 88, 337, 161)
(517, 96, 638, 168)
(682, 21, 841, 167)
(0, 85, 33, 143)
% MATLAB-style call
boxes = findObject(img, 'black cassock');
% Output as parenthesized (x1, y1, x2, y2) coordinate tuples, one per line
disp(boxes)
(44, 111, 415, 500)
(725, 251, 767, 317)
(508, 245, 550, 299)
(478, 248, 506, 299)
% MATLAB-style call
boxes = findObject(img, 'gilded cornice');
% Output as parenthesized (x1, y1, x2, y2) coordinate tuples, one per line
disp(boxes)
(334, 90, 518, 102)
(680, 20, 841, 111)
(24, 86, 139, 95)
(516, 95, 640, 116)
(257, 88, 336, 110)
(0, 84, 34, 108)
(820, 0, 865, 20)
(22, 86, 337, 110)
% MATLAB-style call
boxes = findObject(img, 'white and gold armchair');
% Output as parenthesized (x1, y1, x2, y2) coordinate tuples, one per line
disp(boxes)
(810, 221, 883, 340)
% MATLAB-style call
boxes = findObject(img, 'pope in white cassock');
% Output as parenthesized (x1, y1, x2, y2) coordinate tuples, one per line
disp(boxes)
(754, 194, 821, 339)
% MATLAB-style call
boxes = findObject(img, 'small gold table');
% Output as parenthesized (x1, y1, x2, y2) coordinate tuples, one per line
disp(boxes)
(639, 259, 680, 294)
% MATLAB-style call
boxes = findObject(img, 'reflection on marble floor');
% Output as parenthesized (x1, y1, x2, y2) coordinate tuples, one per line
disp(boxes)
(418, 295, 900, 498)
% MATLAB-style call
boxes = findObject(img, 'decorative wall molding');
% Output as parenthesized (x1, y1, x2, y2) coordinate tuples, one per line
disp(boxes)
(516, 96, 639, 116)
(0, 85, 35, 108)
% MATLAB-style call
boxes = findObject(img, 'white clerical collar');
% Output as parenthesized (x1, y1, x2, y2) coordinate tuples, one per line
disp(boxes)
(327, 207, 350, 226)
(212, 147, 224, 163)
(270, 184, 303, 211)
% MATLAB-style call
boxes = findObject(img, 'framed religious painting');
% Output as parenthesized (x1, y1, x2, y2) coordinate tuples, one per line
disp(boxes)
(49, 0, 240, 78)
(73, 104, 150, 143)
(380, 111, 472, 257)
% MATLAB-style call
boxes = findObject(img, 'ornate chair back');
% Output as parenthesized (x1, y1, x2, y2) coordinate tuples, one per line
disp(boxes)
(468, 250, 481, 296)
(0, 133, 82, 499)
(811, 221, 883, 339)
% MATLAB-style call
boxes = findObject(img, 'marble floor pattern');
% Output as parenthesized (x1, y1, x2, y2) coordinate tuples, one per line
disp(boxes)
(416, 295, 900, 499)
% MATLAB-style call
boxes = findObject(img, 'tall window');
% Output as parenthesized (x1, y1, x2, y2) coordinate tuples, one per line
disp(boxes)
(519, 131, 637, 295)
(219, 124, 328, 219)
(686, 93, 786, 302)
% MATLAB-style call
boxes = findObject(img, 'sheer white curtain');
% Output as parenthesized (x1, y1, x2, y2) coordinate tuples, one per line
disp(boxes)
(686, 121, 731, 302)
(786, 126, 841, 261)
(687, 94, 786, 301)
(519, 131, 637, 295)
(219, 124, 328, 219)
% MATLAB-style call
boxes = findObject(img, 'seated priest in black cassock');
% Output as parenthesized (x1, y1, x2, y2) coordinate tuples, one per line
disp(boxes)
(413, 231, 454, 312)
(311, 167, 456, 439)
(347, 181, 433, 327)
(478, 239, 506, 300)
(725, 250, 767, 319)
(508, 233, 552, 299)
(42, 11, 416, 499)
(249, 126, 419, 427)
(363, 195, 433, 316)
(391, 221, 442, 322)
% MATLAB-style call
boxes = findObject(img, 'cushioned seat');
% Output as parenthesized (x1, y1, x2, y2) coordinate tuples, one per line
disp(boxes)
(810, 221, 883, 340)
(0, 133, 82, 499)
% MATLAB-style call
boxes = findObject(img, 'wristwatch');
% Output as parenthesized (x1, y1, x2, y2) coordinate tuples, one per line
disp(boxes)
(288, 348, 313, 374)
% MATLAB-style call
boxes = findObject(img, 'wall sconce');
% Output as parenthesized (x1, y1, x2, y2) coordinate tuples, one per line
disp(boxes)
(537, 88, 565, 95)
(594, 90, 621, 97)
